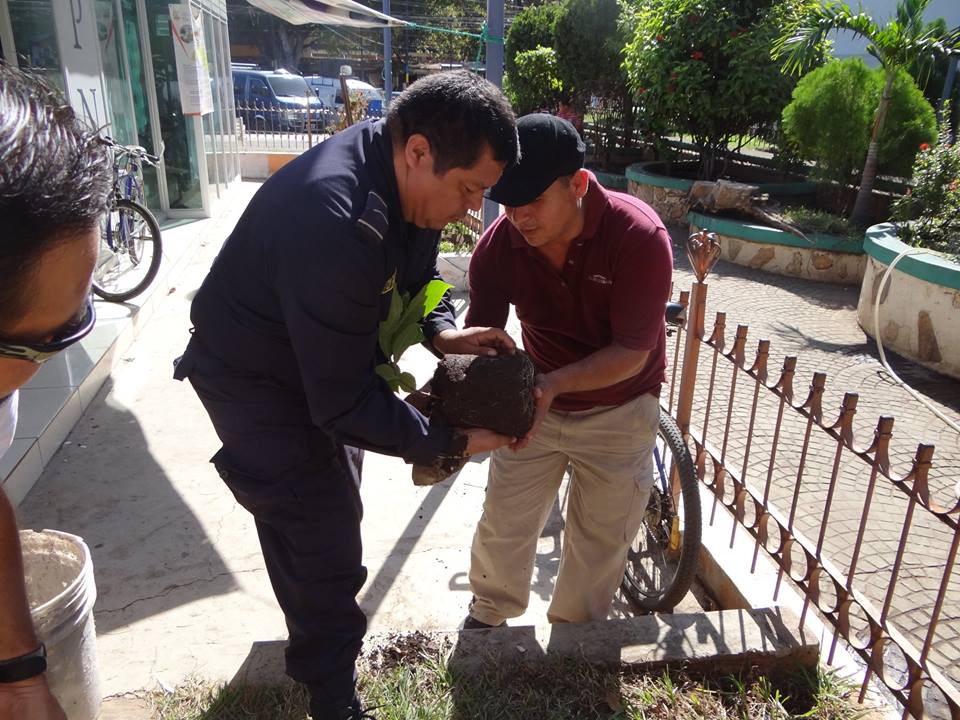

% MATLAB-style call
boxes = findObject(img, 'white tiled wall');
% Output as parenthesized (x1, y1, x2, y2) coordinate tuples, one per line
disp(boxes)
(1, 203, 233, 507)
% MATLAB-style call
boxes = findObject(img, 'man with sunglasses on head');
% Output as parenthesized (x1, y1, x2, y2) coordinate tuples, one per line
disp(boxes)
(174, 71, 519, 720)
(0, 62, 112, 720)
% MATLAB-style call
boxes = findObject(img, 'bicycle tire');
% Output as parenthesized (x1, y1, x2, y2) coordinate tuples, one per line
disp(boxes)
(621, 413, 702, 612)
(93, 198, 162, 303)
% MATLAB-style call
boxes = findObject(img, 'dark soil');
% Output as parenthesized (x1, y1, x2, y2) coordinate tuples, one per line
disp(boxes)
(431, 353, 537, 439)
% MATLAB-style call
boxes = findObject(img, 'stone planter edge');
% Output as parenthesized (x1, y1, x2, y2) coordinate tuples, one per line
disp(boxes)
(863, 223, 960, 291)
(687, 211, 864, 254)
(436, 252, 471, 293)
(857, 223, 960, 380)
(625, 162, 818, 196)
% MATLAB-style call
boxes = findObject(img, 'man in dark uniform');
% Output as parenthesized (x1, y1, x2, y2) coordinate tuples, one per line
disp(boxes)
(173, 71, 519, 719)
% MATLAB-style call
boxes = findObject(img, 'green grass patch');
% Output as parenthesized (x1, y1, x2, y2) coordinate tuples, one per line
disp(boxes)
(780, 207, 864, 241)
(148, 633, 867, 720)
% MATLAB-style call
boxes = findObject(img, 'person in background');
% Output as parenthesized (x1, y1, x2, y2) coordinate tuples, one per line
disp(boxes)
(0, 61, 112, 720)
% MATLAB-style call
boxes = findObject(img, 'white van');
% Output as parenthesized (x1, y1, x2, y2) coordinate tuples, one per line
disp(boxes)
(304, 76, 385, 116)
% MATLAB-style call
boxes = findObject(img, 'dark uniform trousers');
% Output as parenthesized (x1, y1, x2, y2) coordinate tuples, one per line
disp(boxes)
(175, 342, 366, 715)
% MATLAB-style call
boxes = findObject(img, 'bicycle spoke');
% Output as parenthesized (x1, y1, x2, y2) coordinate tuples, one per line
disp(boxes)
(93, 200, 160, 301)
(621, 414, 701, 612)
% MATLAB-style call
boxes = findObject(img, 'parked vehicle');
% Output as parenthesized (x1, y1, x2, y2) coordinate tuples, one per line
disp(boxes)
(232, 67, 329, 132)
(304, 75, 385, 117)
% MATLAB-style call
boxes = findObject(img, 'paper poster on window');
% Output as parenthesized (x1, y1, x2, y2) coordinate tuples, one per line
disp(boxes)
(168, 4, 213, 115)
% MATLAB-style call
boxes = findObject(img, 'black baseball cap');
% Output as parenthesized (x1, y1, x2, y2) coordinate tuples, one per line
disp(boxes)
(486, 113, 586, 207)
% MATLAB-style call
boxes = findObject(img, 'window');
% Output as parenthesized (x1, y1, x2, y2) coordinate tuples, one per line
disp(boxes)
(250, 77, 270, 99)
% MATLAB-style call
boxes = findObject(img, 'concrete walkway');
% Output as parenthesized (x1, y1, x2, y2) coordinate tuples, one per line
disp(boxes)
(667, 227, 960, 699)
(14, 196, 958, 704)
(16, 186, 699, 700)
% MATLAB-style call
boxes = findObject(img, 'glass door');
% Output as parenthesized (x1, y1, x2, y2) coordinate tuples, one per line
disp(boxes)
(144, 0, 203, 211)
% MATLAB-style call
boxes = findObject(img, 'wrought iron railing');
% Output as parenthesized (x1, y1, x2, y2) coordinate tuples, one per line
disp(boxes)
(235, 100, 382, 153)
(669, 231, 960, 720)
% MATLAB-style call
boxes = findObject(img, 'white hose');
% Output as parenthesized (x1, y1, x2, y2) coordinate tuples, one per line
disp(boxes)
(871, 248, 960, 443)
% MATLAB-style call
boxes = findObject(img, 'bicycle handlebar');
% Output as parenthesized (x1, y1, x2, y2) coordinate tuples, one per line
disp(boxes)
(100, 135, 160, 166)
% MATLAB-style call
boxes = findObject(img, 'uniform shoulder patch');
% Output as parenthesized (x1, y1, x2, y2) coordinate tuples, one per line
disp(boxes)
(355, 190, 390, 243)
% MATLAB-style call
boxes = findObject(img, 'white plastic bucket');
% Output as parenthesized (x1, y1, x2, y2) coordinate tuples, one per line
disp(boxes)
(20, 529, 101, 720)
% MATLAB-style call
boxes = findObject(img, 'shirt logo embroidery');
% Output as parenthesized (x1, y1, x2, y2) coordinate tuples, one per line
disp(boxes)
(382, 270, 397, 294)
(587, 274, 613, 285)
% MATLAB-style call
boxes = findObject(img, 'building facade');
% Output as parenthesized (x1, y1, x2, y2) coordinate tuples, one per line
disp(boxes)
(0, 0, 240, 218)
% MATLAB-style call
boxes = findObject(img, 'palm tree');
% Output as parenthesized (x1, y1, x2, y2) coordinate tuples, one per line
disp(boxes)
(773, 0, 960, 227)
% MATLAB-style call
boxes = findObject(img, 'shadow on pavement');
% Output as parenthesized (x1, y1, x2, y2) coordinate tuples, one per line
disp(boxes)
(17, 378, 237, 634)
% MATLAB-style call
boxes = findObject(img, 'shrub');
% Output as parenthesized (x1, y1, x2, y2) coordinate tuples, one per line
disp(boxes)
(504, 3, 563, 78)
(439, 220, 477, 254)
(781, 206, 861, 241)
(504, 46, 563, 115)
(891, 127, 960, 260)
(782, 59, 938, 190)
(554, 0, 626, 102)
(622, 0, 824, 180)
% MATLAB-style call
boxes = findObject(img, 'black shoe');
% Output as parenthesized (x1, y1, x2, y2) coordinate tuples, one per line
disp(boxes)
(461, 614, 505, 630)
(338, 706, 378, 720)
(311, 695, 377, 720)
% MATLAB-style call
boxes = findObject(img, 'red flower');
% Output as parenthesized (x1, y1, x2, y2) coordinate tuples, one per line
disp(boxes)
(637, 87, 647, 94)
(656, 34, 665, 41)
(919, 142, 931, 151)
(688, 13, 701, 23)
(730, 26, 745, 37)
(691, 50, 705, 60)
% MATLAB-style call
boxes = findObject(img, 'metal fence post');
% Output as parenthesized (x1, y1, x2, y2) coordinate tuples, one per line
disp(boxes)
(675, 230, 721, 436)
(306, 91, 313, 149)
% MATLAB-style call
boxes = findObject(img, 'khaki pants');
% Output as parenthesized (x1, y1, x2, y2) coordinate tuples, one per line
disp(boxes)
(468, 393, 660, 625)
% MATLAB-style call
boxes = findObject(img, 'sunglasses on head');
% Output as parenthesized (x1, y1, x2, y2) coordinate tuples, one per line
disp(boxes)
(0, 296, 96, 364)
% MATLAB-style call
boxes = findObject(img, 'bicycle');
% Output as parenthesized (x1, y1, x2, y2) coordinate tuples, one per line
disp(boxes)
(93, 138, 163, 303)
(620, 302, 702, 612)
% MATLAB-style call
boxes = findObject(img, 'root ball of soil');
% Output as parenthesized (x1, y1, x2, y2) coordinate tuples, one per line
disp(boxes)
(431, 352, 536, 438)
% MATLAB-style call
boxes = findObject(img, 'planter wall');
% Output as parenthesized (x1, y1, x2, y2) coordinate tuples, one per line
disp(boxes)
(591, 169, 629, 192)
(857, 224, 960, 380)
(437, 252, 470, 292)
(688, 211, 866, 285)
(626, 163, 691, 223)
(626, 162, 817, 225)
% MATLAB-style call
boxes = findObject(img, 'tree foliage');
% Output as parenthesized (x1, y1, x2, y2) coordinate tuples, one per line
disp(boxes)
(623, 0, 826, 180)
(892, 123, 960, 259)
(554, 0, 627, 102)
(504, 3, 563, 78)
(774, 0, 960, 225)
(504, 46, 564, 114)
(782, 59, 937, 189)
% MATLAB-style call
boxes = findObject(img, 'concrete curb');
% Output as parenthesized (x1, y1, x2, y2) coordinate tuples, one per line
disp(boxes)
(693, 483, 898, 718)
(228, 606, 817, 688)
(444, 606, 817, 676)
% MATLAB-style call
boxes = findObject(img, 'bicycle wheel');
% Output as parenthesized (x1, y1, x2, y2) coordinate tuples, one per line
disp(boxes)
(621, 413, 702, 612)
(93, 199, 162, 303)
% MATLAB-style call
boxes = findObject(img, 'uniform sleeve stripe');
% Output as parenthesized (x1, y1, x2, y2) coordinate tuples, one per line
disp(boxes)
(356, 217, 384, 241)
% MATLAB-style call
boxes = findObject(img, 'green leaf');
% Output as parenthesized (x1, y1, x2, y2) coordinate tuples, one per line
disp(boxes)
(375, 362, 401, 391)
(399, 279, 453, 330)
(421, 279, 454, 317)
(398, 371, 418, 393)
(378, 289, 404, 358)
(391, 323, 425, 362)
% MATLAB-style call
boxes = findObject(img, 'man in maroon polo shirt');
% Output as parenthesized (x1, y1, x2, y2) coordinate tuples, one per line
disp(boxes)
(462, 114, 673, 628)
